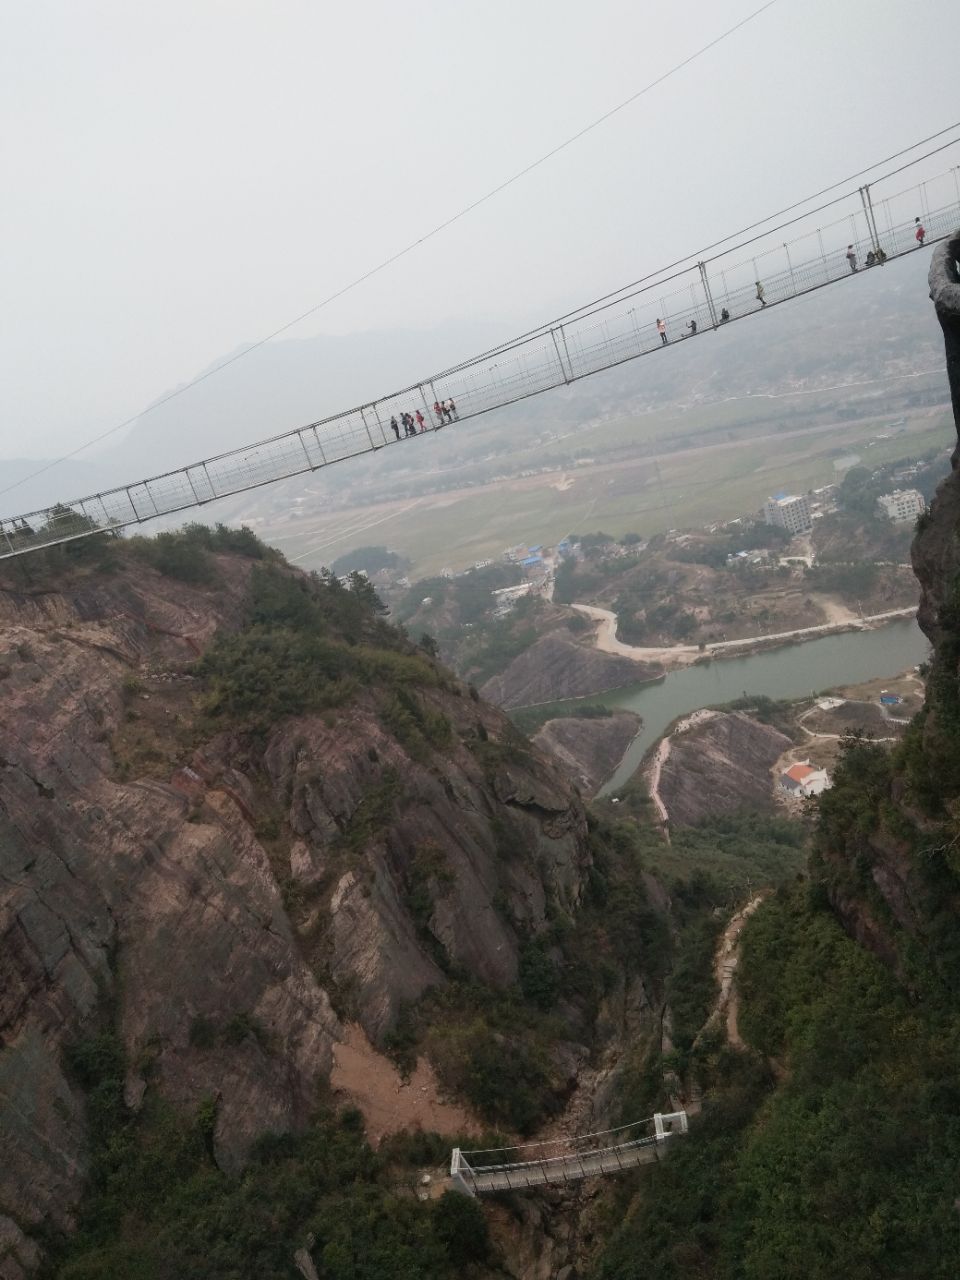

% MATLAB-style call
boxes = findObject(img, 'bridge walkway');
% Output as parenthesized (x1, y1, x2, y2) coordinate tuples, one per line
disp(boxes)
(450, 1110, 688, 1197)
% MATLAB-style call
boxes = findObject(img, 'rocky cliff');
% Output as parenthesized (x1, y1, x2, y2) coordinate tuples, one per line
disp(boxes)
(656, 712, 792, 827)
(0, 537, 603, 1261)
(813, 458, 960, 984)
(480, 631, 656, 709)
(532, 711, 640, 797)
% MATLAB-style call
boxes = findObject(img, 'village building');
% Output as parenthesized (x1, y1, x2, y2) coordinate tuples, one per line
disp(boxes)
(876, 489, 925, 523)
(763, 492, 813, 535)
(779, 760, 831, 798)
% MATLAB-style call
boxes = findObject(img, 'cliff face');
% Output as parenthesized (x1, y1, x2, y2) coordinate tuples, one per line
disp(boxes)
(656, 712, 792, 827)
(0, 548, 596, 1250)
(531, 711, 640, 797)
(814, 460, 960, 981)
(480, 631, 655, 709)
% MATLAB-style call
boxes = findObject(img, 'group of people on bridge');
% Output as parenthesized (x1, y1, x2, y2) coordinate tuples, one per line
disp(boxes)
(658, 217, 932, 347)
(389, 398, 458, 440)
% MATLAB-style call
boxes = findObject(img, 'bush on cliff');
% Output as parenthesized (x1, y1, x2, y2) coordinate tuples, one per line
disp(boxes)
(45, 1031, 490, 1280)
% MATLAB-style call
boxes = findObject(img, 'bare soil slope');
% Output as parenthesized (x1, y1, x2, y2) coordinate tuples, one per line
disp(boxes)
(480, 631, 657, 708)
(657, 712, 793, 826)
(532, 711, 641, 796)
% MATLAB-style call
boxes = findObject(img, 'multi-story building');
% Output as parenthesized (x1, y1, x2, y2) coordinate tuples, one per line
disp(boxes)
(876, 489, 925, 523)
(762, 492, 812, 535)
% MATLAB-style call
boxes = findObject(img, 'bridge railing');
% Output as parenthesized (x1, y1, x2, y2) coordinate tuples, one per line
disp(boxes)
(3, 158, 958, 561)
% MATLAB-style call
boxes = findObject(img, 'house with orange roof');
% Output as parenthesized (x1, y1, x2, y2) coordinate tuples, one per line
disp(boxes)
(779, 759, 831, 798)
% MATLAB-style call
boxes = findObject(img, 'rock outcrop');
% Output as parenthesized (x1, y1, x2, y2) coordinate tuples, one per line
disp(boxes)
(532, 711, 640, 796)
(656, 712, 792, 827)
(0, 550, 597, 1256)
(480, 631, 656, 709)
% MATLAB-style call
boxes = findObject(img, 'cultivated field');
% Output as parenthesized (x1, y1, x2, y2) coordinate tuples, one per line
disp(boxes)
(249, 401, 951, 578)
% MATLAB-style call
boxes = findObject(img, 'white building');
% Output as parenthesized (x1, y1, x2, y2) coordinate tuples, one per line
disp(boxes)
(763, 493, 812, 535)
(779, 760, 831, 798)
(877, 489, 925, 523)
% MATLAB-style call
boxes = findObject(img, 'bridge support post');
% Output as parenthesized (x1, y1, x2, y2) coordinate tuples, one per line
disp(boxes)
(859, 185, 883, 257)
(449, 1149, 476, 1198)
(201, 462, 217, 501)
(359, 408, 378, 450)
(184, 470, 202, 504)
(559, 325, 576, 382)
(698, 262, 719, 329)
(371, 401, 388, 443)
(124, 488, 142, 522)
(296, 432, 315, 471)
(311, 426, 328, 465)
(654, 1110, 690, 1142)
(547, 325, 570, 384)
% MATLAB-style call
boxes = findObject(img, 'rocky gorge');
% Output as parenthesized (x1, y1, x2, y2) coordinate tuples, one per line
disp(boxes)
(0, 530, 679, 1278)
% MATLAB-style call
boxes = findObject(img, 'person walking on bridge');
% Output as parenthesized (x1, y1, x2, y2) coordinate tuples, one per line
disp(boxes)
(390, 416, 400, 440)
(656, 317, 668, 345)
(755, 281, 767, 307)
(446, 397, 459, 420)
(916, 217, 926, 247)
(415, 409, 425, 432)
(846, 244, 858, 273)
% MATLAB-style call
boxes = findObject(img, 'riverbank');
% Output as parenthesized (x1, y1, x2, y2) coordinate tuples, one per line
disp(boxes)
(571, 602, 918, 670)
(594, 618, 929, 796)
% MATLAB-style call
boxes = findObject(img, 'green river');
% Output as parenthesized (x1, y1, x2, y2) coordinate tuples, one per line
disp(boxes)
(594, 618, 930, 795)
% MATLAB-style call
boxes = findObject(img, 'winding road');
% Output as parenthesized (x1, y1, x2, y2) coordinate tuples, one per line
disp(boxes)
(571, 602, 917, 669)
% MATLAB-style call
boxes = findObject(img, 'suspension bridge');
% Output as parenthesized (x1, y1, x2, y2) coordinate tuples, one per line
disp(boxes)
(449, 1111, 689, 1196)
(2, 145, 959, 561)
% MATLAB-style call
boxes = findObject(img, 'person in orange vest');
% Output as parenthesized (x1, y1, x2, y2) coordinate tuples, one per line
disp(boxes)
(916, 217, 926, 247)
(656, 317, 668, 345)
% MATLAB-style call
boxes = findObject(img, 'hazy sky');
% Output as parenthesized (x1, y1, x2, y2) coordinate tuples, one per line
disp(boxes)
(2, 0, 958, 464)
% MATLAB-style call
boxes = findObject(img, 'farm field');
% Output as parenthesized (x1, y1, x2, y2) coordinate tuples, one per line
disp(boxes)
(251, 404, 951, 578)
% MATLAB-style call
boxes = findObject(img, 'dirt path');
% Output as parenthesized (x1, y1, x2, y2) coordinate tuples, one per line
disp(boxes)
(646, 737, 671, 824)
(573, 601, 917, 667)
(571, 602, 698, 667)
(330, 1023, 480, 1146)
(646, 709, 722, 825)
(706, 894, 767, 1052)
(811, 594, 857, 625)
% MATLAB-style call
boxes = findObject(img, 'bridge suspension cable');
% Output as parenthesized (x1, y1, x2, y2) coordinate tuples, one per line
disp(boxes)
(2, 146, 959, 561)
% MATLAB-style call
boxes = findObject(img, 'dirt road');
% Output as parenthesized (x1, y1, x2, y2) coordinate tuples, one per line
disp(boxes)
(573, 601, 917, 667)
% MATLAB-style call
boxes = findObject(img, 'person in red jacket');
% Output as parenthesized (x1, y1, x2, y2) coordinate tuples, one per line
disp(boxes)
(916, 217, 926, 247)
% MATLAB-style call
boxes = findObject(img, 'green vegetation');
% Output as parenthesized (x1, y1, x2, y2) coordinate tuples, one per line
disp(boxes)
(384, 814, 677, 1135)
(43, 1031, 490, 1280)
(196, 562, 445, 733)
(331, 545, 410, 577)
(593, 881, 960, 1279)
(127, 522, 276, 583)
(510, 700, 616, 736)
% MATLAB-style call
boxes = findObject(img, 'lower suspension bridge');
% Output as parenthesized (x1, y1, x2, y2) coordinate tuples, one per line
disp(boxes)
(449, 1111, 689, 1197)
(2, 143, 959, 561)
